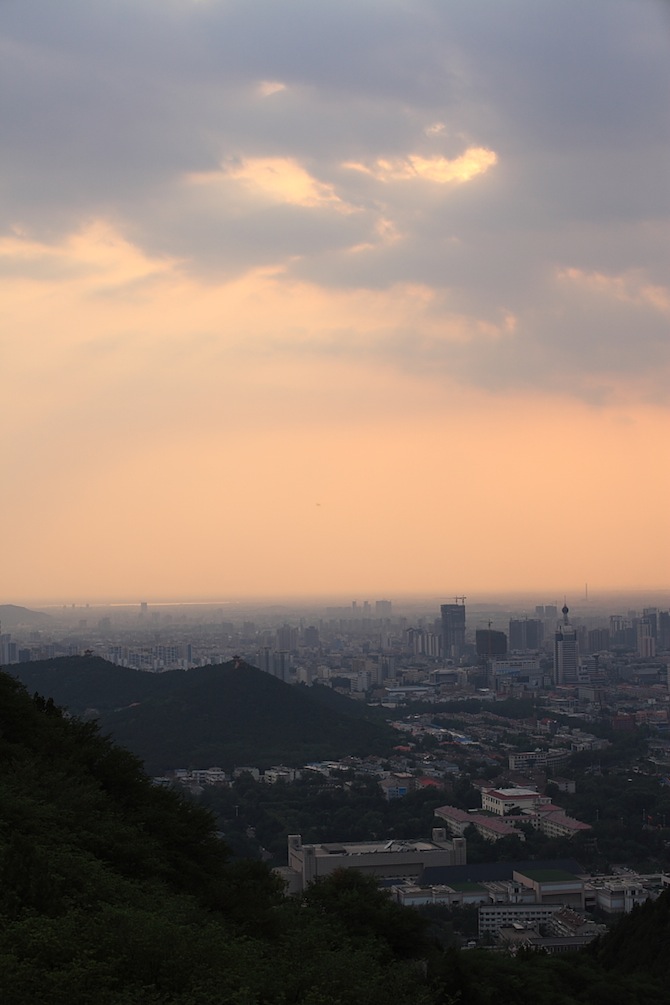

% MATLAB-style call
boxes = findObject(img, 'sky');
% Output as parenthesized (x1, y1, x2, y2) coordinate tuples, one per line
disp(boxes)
(1, 0, 669, 604)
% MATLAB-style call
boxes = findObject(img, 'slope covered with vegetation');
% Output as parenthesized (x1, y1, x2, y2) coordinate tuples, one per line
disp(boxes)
(12, 656, 395, 772)
(0, 670, 435, 1003)
(2, 667, 670, 1004)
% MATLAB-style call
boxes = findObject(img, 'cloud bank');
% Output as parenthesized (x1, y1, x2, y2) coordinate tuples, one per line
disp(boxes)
(2, 0, 669, 599)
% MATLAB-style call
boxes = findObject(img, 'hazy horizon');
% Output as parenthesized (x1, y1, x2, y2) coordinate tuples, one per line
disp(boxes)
(5, 587, 669, 615)
(2, 1, 668, 602)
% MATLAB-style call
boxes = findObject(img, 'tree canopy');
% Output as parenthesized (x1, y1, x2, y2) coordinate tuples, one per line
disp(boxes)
(1, 668, 669, 1004)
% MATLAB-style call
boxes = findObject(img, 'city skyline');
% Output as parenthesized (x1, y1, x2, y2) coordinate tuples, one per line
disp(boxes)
(2, 1, 669, 603)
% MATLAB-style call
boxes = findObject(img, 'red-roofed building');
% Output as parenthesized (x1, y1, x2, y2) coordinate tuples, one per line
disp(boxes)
(519, 802, 591, 838)
(435, 805, 525, 843)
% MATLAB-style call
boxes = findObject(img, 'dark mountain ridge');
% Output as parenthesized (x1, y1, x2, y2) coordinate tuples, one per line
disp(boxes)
(0, 603, 51, 627)
(11, 655, 394, 773)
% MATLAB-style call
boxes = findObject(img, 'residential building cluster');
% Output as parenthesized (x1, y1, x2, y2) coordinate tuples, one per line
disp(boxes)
(435, 786, 593, 843)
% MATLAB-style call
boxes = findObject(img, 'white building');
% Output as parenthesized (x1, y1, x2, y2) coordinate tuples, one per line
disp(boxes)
(283, 830, 466, 893)
(481, 787, 551, 816)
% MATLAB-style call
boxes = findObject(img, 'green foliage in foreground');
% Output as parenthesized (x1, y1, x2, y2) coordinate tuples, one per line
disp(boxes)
(1, 670, 669, 1004)
(0, 672, 430, 1003)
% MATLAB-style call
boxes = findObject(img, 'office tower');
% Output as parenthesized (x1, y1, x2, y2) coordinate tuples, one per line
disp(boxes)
(441, 599, 466, 661)
(475, 629, 507, 658)
(404, 627, 420, 655)
(0, 625, 17, 665)
(526, 619, 544, 649)
(508, 620, 524, 651)
(554, 604, 579, 685)
(303, 625, 320, 647)
(273, 651, 291, 682)
(276, 624, 299, 652)
(643, 608, 658, 639)
(509, 618, 544, 652)
(609, 615, 626, 647)
(375, 600, 392, 617)
(637, 619, 656, 659)
(587, 627, 610, 654)
(658, 611, 670, 651)
(257, 647, 273, 675)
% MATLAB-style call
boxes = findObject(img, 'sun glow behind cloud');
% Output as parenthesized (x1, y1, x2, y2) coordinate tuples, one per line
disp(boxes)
(343, 147, 498, 183)
(558, 267, 670, 313)
(257, 80, 286, 97)
(2, 217, 669, 599)
(189, 157, 351, 211)
(1, 0, 668, 601)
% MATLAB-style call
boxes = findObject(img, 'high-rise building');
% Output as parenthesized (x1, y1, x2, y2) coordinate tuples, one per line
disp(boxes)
(509, 619, 544, 652)
(303, 625, 320, 648)
(642, 608, 658, 639)
(554, 604, 579, 686)
(587, 627, 610, 654)
(273, 651, 291, 682)
(658, 611, 670, 651)
(276, 624, 299, 652)
(637, 619, 656, 659)
(375, 600, 392, 617)
(257, 647, 273, 675)
(475, 629, 507, 658)
(441, 600, 466, 661)
(0, 632, 14, 665)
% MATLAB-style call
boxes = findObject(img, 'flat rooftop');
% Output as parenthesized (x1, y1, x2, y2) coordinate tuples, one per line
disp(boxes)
(313, 839, 448, 856)
(443, 881, 488, 892)
(487, 788, 539, 798)
(518, 869, 580, 883)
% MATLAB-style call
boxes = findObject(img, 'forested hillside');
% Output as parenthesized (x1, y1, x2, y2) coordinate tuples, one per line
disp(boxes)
(2, 668, 669, 1004)
(0, 670, 433, 1003)
(12, 655, 395, 772)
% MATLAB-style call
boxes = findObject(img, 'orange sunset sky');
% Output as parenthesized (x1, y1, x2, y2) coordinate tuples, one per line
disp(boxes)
(1, 0, 669, 604)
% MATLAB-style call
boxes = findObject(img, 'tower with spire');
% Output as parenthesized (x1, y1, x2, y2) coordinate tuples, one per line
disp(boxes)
(553, 602, 579, 686)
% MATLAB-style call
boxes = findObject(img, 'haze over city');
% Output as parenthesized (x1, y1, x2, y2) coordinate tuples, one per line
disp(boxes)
(2, 0, 669, 604)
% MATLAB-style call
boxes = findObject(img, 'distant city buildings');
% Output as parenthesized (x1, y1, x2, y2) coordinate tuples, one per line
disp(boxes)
(3, 596, 668, 722)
